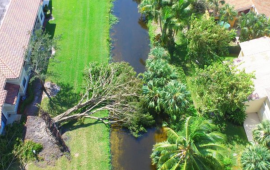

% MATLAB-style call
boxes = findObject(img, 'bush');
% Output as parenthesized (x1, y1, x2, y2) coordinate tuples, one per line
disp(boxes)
(16, 140, 43, 163)
(222, 157, 233, 170)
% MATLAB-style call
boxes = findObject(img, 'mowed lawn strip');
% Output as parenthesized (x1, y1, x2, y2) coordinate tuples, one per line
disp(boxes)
(29, 0, 111, 169)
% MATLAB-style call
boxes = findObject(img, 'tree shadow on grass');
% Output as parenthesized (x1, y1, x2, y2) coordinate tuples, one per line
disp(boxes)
(60, 119, 105, 135)
(223, 121, 250, 146)
(43, 83, 80, 117)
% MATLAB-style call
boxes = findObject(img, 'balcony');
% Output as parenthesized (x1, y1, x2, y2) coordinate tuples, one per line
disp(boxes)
(4, 83, 20, 105)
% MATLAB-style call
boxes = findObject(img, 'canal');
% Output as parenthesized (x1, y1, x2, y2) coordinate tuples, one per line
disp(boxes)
(110, 0, 165, 170)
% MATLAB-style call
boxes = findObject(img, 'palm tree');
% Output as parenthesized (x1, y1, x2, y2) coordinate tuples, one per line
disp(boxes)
(151, 116, 226, 170)
(206, 0, 225, 17)
(241, 144, 270, 170)
(253, 120, 270, 148)
(219, 4, 237, 23)
(238, 11, 270, 41)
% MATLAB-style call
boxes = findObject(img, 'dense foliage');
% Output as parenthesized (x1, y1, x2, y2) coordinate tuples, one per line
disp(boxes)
(139, 0, 205, 47)
(219, 4, 237, 23)
(27, 29, 60, 82)
(53, 62, 154, 137)
(241, 144, 270, 170)
(151, 116, 225, 170)
(191, 62, 254, 124)
(0, 123, 42, 169)
(186, 17, 236, 66)
(142, 47, 193, 124)
(253, 120, 270, 148)
(238, 11, 270, 41)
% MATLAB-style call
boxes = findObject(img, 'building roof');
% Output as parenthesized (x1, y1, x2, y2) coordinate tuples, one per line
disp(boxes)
(225, 0, 270, 17)
(224, 0, 253, 12)
(252, 0, 270, 18)
(240, 37, 270, 56)
(0, 0, 41, 127)
(235, 37, 270, 100)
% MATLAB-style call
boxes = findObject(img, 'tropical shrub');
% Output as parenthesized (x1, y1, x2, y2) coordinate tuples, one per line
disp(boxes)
(15, 140, 43, 163)
(186, 16, 236, 66)
(142, 47, 193, 121)
(151, 116, 226, 170)
(219, 4, 237, 23)
(241, 144, 270, 170)
(253, 120, 270, 148)
(191, 62, 254, 124)
(238, 11, 270, 41)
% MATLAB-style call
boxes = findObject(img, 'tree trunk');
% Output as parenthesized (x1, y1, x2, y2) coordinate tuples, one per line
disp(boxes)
(39, 78, 51, 99)
(53, 98, 98, 122)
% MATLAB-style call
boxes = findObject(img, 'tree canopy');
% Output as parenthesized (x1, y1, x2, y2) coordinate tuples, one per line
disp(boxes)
(51, 62, 154, 137)
(238, 11, 270, 41)
(186, 16, 236, 66)
(151, 116, 226, 170)
(241, 144, 270, 170)
(191, 62, 254, 124)
(253, 120, 270, 148)
(142, 47, 193, 123)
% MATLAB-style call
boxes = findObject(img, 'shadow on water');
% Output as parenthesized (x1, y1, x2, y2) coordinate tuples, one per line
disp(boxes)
(110, 0, 166, 170)
(111, 127, 166, 170)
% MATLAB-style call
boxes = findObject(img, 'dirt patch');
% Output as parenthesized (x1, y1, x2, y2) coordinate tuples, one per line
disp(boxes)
(25, 116, 63, 167)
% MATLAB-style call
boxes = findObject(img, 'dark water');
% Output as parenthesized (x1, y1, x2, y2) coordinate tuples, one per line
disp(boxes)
(111, 128, 166, 170)
(110, 0, 166, 170)
(111, 0, 150, 73)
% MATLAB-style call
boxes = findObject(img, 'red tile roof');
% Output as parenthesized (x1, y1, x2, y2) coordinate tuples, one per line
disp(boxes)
(225, 0, 270, 17)
(224, 0, 253, 12)
(0, 0, 42, 128)
(4, 83, 20, 105)
(252, 0, 270, 18)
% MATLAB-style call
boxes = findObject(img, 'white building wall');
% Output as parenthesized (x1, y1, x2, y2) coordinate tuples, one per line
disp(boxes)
(258, 98, 270, 121)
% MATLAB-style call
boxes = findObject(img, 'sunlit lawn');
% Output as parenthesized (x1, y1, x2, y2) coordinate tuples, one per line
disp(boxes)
(29, 0, 111, 169)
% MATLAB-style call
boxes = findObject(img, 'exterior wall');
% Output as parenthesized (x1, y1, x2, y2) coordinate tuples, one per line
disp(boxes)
(43, 0, 50, 7)
(37, 5, 45, 26)
(258, 98, 270, 121)
(6, 68, 30, 95)
(244, 112, 260, 141)
(245, 97, 266, 113)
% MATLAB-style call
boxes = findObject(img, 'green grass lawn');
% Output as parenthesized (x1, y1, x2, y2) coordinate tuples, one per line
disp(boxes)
(29, 0, 112, 169)
(223, 122, 250, 170)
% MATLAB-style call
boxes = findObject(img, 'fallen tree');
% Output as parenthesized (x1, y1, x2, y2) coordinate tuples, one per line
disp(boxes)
(47, 62, 154, 137)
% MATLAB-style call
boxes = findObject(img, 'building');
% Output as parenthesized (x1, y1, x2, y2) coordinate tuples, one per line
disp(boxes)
(234, 36, 270, 141)
(225, 0, 270, 18)
(0, 0, 49, 134)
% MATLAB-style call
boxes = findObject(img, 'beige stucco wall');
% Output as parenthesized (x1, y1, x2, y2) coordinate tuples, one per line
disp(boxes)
(245, 97, 266, 113)
(244, 112, 260, 141)
(258, 98, 270, 121)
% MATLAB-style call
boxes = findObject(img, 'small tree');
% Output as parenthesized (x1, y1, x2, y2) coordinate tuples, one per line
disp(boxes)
(191, 62, 254, 124)
(238, 11, 270, 41)
(26, 29, 61, 98)
(186, 16, 236, 66)
(253, 120, 270, 148)
(241, 144, 270, 170)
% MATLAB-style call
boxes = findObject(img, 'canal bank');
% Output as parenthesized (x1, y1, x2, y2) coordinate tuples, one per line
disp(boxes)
(110, 0, 166, 170)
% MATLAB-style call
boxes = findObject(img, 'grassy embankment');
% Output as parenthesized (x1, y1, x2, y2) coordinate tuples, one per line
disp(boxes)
(28, 0, 112, 169)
